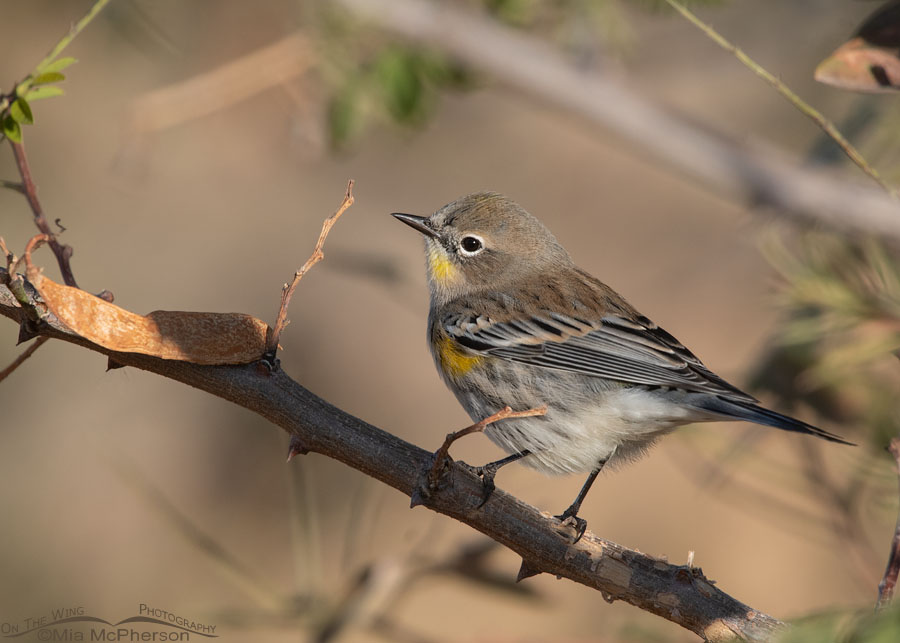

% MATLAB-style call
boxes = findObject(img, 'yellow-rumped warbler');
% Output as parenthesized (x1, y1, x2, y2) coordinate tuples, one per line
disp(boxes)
(393, 192, 852, 539)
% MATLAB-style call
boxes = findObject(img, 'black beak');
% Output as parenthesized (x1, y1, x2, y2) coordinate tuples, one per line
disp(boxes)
(392, 213, 439, 239)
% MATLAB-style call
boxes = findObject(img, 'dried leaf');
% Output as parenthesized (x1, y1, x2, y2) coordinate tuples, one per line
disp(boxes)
(815, 37, 900, 93)
(29, 271, 269, 364)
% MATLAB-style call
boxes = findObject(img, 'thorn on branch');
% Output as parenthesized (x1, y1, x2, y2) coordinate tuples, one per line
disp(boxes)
(516, 559, 543, 582)
(265, 179, 355, 359)
(286, 435, 310, 462)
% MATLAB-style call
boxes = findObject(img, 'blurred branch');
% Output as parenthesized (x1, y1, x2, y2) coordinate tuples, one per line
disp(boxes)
(110, 457, 284, 612)
(877, 437, 900, 610)
(125, 33, 314, 139)
(0, 271, 783, 642)
(336, 0, 900, 241)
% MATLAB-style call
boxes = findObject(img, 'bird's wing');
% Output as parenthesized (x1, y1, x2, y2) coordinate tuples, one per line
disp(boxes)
(443, 310, 758, 402)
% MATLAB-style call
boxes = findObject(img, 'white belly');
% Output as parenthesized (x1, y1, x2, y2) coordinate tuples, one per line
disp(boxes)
(460, 386, 709, 475)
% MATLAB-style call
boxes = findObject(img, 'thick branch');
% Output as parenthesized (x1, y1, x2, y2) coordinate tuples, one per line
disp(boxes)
(336, 0, 900, 241)
(0, 272, 783, 642)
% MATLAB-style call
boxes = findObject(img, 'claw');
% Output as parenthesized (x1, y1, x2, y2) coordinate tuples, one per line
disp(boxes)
(455, 462, 498, 508)
(555, 510, 588, 544)
(475, 467, 497, 508)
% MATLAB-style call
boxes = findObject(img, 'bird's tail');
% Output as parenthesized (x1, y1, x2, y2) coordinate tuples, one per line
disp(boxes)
(698, 397, 855, 446)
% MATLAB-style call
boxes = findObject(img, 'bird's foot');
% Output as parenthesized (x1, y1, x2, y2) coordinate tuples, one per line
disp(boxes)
(460, 462, 498, 508)
(555, 506, 588, 544)
(418, 407, 544, 507)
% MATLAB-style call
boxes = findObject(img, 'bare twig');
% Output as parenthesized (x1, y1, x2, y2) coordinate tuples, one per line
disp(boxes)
(10, 142, 79, 287)
(877, 438, 900, 610)
(336, 0, 900, 241)
(0, 179, 25, 194)
(0, 336, 49, 383)
(266, 180, 355, 354)
(0, 271, 785, 641)
(662, 0, 895, 197)
(427, 405, 547, 490)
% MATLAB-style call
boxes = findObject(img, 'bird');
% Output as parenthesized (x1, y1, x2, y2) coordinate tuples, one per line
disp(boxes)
(392, 192, 852, 541)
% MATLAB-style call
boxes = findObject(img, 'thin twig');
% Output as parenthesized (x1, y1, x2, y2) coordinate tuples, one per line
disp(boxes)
(266, 180, 355, 354)
(33, 0, 114, 74)
(0, 336, 49, 383)
(10, 142, 79, 287)
(427, 405, 547, 489)
(0, 179, 25, 195)
(877, 437, 900, 610)
(2, 0, 113, 288)
(662, 0, 896, 198)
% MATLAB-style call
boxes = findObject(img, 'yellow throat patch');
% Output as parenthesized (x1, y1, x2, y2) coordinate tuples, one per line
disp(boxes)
(436, 335, 483, 378)
(427, 244, 458, 286)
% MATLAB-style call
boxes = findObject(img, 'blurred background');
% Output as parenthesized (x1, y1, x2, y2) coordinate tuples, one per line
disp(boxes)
(2, 0, 900, 641)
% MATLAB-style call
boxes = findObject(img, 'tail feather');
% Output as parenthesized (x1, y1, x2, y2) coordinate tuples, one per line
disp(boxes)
(700, 397, 855, 446)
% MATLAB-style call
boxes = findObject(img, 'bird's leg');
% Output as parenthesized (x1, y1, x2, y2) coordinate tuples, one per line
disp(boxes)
(555, 458, 608, 544)
(469, 450, 531, 508)
(425, 405, 547, 495)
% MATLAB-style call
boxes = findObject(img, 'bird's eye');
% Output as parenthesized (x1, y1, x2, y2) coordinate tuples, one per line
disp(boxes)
(460, 235, 484, 255)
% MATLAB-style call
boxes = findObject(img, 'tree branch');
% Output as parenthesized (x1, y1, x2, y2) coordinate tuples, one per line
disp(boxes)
(336, 0, 900, 241)
(0, 271, 783, 642)
(10, 141, 79, 287)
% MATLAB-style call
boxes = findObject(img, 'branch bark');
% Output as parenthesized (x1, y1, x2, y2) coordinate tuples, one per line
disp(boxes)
(0, 271, 784, 642)
(336, 0, 900, 241)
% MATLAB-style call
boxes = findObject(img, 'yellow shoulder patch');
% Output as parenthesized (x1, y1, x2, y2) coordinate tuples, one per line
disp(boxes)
(436, 335, 483, 378)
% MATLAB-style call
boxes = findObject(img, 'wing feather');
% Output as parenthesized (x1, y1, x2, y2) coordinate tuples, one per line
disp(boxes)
(445, 311, 756, 402)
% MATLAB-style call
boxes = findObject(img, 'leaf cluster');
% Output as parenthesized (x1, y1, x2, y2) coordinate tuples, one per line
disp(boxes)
(0, 56, 73, 144)
(327, 44, 474, 147)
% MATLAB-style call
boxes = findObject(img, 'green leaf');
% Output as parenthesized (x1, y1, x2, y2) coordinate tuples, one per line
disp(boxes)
(328, 77, 361, 146)
(373, 48, 427, 123)
(3, 116, 22, 143)
(25, 86, 65, 102)
(32, 71, 66, 86)
(9, 99, 33, 125)
(39, 56, 77, 75)
(485, 0, 538, 27)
